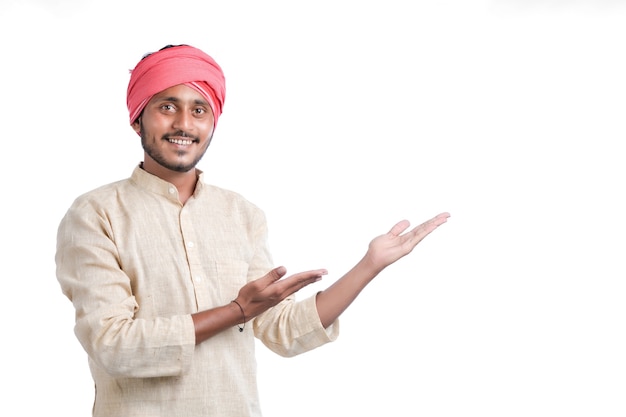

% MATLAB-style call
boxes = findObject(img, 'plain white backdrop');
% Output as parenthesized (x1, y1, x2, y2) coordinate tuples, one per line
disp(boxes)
(1, 1, 625, 416)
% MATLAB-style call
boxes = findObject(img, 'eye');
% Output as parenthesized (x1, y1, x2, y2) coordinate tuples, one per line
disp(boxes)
(193, 107, 207, 116)
(161, 104, 175, 112)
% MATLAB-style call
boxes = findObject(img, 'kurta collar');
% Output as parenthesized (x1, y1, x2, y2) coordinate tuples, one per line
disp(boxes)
(129, 163, 205, 202)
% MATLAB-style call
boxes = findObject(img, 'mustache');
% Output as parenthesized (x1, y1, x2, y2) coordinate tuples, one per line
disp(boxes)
(163, 130, 200, 142)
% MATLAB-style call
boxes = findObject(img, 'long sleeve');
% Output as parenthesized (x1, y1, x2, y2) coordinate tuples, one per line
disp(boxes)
(56, 193, 196, 378)
(254, 294, 340, 357)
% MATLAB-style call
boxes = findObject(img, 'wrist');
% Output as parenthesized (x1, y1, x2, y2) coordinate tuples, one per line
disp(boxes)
(360, 252, 386, 276)
(231, 300, 246, 332)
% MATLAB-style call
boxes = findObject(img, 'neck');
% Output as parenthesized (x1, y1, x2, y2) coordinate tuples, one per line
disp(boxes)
(141, 160, 198, 204)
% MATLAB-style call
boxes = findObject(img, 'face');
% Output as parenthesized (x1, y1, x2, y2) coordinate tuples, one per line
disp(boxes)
(133, 84, 215, 173)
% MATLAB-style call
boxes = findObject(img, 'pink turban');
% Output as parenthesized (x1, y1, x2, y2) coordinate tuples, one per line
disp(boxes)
(126, 45, 226, 128)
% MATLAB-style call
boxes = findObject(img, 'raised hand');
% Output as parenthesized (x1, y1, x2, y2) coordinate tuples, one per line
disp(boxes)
(364, 212, 450, 273)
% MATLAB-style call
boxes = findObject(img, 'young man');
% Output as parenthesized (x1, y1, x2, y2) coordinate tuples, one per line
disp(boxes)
(56, 44, 450, 417)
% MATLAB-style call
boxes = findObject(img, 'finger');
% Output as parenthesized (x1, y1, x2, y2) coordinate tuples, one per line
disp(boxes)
(278, 269, 327, 293)
(389, 212, 450, 238)
(388, 219, 411, 237)
(286, 275, 324, 295)
(259, 266, 288, 285)
(421, 212, 449, 230)
(289, 269, 328, 283)
(433, 212, 451, 223)
(409, 212, 450, 239)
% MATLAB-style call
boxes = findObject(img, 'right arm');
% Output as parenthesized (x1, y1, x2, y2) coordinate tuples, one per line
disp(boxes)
(192, 266, 327, 344)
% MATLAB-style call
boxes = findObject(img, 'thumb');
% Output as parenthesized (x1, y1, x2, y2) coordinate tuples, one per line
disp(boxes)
(266, 266, 287, 283)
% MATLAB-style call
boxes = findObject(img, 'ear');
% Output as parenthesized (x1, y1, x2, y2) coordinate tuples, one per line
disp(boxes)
(131, 119, 141, 135)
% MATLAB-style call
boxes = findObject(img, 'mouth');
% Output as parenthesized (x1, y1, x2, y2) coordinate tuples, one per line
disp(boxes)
(164, 130, 201, 146)
(167, 137, 196, 146)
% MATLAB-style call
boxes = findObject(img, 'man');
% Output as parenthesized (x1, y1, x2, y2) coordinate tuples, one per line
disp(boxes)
(56, 44, 450, 417)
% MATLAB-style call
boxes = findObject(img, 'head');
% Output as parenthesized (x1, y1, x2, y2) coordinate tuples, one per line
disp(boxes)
(126, 44, 226, 173)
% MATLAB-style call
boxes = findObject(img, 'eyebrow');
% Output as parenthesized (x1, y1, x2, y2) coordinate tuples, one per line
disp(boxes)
(157, 96, 209, 106)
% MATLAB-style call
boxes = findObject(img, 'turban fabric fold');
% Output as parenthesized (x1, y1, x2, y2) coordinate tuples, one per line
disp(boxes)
(126, 45, 226, 128)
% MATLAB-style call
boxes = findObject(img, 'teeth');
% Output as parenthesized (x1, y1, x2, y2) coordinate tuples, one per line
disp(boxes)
(168, 138, 193, 145)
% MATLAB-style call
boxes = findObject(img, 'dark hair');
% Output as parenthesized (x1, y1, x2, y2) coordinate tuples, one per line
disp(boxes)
(140, 44, 189, 61)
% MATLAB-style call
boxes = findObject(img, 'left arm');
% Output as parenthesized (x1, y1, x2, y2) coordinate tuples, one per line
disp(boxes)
(315, 212, 450, 328)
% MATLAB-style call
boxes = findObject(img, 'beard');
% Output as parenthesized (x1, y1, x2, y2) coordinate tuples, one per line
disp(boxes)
(139, 121, 212, 173)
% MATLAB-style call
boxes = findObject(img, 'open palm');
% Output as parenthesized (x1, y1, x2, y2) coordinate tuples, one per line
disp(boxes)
(365, 212, 450, 272)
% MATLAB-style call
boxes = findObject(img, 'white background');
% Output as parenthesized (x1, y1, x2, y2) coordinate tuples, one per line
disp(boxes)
(1, 1, 625, 416)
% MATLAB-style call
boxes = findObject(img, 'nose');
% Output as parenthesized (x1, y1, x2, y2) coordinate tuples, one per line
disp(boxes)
(172, 110, 194, 132)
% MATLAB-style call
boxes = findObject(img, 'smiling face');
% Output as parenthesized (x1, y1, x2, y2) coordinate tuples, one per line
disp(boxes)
(132, 84, 215, 175)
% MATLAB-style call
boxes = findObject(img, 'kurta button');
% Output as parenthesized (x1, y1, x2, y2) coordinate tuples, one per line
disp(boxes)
(168, 187, 176, 194)
(187, 241, 195, 248)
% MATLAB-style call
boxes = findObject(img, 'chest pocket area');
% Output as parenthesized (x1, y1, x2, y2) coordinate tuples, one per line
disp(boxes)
(214, 260, 250, 303)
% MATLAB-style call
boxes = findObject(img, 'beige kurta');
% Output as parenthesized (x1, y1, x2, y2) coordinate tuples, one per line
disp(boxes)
(56, 165, 339, 416)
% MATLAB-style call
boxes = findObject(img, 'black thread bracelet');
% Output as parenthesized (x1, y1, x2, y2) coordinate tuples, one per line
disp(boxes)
(231, 300, 246, 332)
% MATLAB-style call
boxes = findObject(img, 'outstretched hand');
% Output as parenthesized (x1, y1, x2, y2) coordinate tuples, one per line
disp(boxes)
(233, 213, 449, 329)
(364, 212, 450, 273)
(235, 266, 328, 321)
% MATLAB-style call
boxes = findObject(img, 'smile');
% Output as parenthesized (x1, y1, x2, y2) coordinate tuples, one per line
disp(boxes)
(167, 138, 194, 145)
